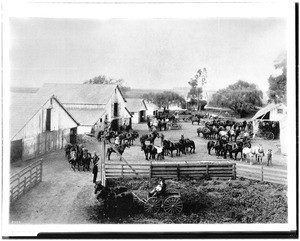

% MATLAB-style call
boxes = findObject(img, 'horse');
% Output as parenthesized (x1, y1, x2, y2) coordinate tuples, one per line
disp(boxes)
(69, 148, 78, 171)
(64, 143, 73, 159)
(140, 131, 160, 145)
(82, 150, 92, 171)
(251, 145, 265, 164)
(242, 147, 255, 163)
(183, 139, 196, 153)
(107, 142, 130, 161)
(191, 116, 200, 125)
(163, 140, 176, 157)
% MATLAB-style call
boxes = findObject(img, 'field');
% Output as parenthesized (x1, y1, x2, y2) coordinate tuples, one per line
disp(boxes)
(9, 121, 288, 224)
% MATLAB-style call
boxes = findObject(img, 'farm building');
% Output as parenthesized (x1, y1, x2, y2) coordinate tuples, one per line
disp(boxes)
(145, 101, 159, 117)
(126, 98, 147, 124)
(251, 103, 287, 155)
(36, 83, 132, 134)
(10, 93, 78, 162)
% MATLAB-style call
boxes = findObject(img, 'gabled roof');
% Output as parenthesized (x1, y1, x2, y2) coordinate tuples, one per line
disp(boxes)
(126, 98, 147, 112)
(65, 108, 105, 126)
(145, 102, 159, 110)
(10, 93, 78, 140)
(36, 83, 123, 105)
(251, 103, 285, 120)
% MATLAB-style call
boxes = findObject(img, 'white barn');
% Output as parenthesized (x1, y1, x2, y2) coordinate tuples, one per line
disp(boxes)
(145, 102, 159, 117)
(10, 94, 78, 162)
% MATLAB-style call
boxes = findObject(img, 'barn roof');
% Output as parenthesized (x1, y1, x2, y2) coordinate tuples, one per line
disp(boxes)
(145, 102, 159, 110)
(37, 83, 126, 105)
(126, 98, 147, 112)
(65, 108, 105, 126)
(251, 103, 283, 120)
(9, 93, 78, 140)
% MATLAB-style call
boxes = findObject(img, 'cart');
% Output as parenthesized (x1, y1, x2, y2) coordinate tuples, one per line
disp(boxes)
(132, 188, 183, 215)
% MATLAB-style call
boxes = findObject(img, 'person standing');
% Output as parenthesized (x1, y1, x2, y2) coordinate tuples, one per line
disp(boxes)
(92, 152, 99, 183)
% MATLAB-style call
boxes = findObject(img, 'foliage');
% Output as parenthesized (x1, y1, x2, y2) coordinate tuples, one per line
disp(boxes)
(83, 74, 131, 94)
(142, 91, 186, 109)
(209, 80, 263, 117)
(268, 52, 287, 104)
(187, 68, 207, 111)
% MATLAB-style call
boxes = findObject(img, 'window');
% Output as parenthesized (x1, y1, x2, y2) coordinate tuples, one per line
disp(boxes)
(114, 103, 118, 117)
(277, 108, 283, 114)
(46, 108, 51, 131)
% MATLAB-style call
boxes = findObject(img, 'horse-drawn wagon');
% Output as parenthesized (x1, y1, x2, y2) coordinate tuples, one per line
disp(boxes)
(132, 188, 183, 215)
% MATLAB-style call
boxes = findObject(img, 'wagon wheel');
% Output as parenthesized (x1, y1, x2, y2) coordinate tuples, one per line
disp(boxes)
(265, 132, 275, 140)
(144, 197, 162, 214)
(163, 196, 183, 215)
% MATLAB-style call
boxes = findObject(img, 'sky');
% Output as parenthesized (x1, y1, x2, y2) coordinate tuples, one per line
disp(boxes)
(9, 17, 286, 92)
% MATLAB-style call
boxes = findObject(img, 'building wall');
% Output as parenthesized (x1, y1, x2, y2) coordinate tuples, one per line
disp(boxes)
(77, 126, 92, 135)
(11, 98, 77, 162)
(131, 112, 139, 124)
(269, 104, 287, 121)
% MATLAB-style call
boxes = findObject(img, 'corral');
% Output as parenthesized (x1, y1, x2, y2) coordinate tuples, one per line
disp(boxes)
(9, 121, 288, 224)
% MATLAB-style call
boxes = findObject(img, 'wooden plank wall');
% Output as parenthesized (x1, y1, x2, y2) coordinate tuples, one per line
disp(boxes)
(236, 164, 287, 185)
(105, 162, 236, 180)
(10, 159, 43, 203)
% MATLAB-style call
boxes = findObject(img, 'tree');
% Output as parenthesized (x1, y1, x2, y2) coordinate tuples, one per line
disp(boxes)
(142, 91, 186, 109)
(83, 74, 131, 95)
(268, 51, 287, 104)
(187, 68, 207, 111)
(209, 80, 263, 118)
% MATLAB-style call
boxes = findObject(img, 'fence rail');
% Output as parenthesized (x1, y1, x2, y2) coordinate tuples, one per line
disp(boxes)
(236, 163, 287, 185)
(10, 159, 43, 203)
(105, 161, 236, 180)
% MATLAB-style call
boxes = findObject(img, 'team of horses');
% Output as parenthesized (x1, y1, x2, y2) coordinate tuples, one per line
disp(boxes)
(65, 143, 93, 171)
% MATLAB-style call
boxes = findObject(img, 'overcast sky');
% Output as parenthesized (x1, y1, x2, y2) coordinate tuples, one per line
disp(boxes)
(9, 17, 286, 91)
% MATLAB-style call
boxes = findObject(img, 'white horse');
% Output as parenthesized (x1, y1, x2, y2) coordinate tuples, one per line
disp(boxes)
(242, 147, 255, 163)
(251, 145, 264, 164)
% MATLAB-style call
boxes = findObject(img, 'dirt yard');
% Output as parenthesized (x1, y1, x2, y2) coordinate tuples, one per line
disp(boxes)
(9, 121, 288, 224)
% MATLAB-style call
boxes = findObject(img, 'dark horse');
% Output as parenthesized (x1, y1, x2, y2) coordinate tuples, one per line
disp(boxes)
(94, 182, 133, 217)
(107, 142, 130, 160)
(140, 131, 160, 145)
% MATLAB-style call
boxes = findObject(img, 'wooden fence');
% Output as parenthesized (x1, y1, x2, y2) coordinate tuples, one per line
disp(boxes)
(105, 161, 236, 180)
(10, 159, 43, 203)
(236, 164, 287, 185)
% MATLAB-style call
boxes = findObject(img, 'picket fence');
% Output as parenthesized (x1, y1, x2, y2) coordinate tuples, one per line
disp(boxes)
(10, 159, 43, 203)
(105, 161, 236, 180)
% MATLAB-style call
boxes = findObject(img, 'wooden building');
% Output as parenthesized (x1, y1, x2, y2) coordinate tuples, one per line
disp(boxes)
(10, 94, 78, 162)
(126, 98, 147, 124)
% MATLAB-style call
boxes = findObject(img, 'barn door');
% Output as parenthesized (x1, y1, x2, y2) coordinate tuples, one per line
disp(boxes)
(70, 127, 77, 144)
(111, 119, 119, 132)
(11, 139, 23, 162)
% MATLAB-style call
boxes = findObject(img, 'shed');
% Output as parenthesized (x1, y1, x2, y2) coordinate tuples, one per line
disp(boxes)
(145, 102, 159, 117)
(10, 93, 78, 162)
(126, 98, 147, 124)
(251, 103, 287, 154)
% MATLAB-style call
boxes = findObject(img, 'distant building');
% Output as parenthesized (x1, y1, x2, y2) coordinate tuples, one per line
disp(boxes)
(145, 101, 159, 117)
(126, 98, 147, 124)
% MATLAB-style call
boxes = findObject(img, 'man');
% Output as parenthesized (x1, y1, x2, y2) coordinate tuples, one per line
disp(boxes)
(92, 152, 99, 183)
(148, 179, 166, 198)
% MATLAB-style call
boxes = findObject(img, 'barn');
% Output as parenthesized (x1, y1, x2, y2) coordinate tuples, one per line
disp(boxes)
(251, 103, 287, 154)
(36, 83, 132, 134)
(126, 98, 147, 124)
(10, 93, 78, 162)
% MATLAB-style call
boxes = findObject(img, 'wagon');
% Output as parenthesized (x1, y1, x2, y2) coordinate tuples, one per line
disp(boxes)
(132, 188, 183, 215)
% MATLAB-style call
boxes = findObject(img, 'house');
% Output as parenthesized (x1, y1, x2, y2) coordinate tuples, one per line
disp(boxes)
(145, 101, 159, 117)
(10, 93, 78, 162)
(36, 83, 132, 134)
(126, 98, 147, 124)
(251, 103, 287, 154)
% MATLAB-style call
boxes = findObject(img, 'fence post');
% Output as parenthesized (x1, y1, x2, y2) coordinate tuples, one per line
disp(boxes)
(261, 165, 264, 182)
(121, 164, 124, 178)
(23, 176, 27, 194)
(177, 164, 180, 180)
(149, 161, 152, 179)
(206, 164, 209, 176)
(17, 173, 20, 198)
(233, 164, 236, 179)
(40, 159, 43, 182)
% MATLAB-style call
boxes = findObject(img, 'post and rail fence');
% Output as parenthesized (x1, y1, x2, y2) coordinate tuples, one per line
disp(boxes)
(10, 159, 43, 203)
